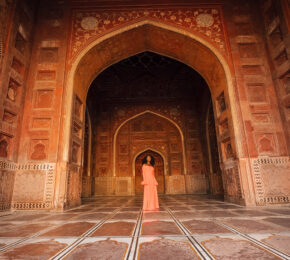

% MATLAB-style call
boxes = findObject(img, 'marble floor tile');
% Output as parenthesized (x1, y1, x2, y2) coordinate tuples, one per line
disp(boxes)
(0, 195, 289, 259)
(91, 221, 136, 236)
(141, 220, 182, 235)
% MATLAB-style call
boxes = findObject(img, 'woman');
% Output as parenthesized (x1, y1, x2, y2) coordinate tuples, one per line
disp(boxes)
(141, 155, 159, 210)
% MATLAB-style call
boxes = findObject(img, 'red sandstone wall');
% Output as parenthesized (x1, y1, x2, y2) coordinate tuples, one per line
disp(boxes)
(1, 0, 289, 210)
(222, 0, 290, 205)
(90, 103, 206, 196)
(12, 0, 72, 210)
(0, 0, 37, 210)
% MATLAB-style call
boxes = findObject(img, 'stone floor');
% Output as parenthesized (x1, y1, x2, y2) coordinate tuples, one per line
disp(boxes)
(0, 195, 290, 259)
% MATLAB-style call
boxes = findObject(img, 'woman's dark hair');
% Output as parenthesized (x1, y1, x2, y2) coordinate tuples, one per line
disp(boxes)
(142, 155, 155, 166)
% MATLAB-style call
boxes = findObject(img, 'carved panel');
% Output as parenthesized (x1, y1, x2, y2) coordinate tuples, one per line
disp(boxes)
(222, 162, 242, 200)
(216, 91, 226, 115)
(165, 175, 186, 194)
(116, 177, 133, 195)
(251, 113, 271, 124)
(39, 47, 59, 63)
(34, 89, 54, 109)
(31, 118, 51, 129)
(252, 157, 290, 205)
(73, 122, 82, 138)
(11, 57, 25, 76)
(37, 70, 56, 81)
(238, 43, 259, 58)
(15, 32, 27, 54)
(13, 170, 45, 203)
(171, 162, 182, 175)
(3, 110, 17, 126)
(247, 84, 267, 103)
(7, 78, 21, 103)
(256, 133, 276, 155)
(242, 65, 263, 75)
(74, 96, 83, 120)
(0, 134, 12, 159)
(71, 142, 80, 164)
(30, 139, 48, 160)
(0, 170, 15, 210)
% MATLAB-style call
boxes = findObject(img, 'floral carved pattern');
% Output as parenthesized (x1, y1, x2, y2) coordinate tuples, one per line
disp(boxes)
(69, 7, 228, 62)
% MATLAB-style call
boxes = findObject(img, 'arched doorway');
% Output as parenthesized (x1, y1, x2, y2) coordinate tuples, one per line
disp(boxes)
(135, 150, 165, 195)
(60, 22, 256, 206)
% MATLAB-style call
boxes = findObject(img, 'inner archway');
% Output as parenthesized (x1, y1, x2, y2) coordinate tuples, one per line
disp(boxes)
(85, 51, 220, 197)
(135, 150, 165, 195)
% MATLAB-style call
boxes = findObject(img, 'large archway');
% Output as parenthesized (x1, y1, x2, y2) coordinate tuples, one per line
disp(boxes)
(61, 22, 255, 206)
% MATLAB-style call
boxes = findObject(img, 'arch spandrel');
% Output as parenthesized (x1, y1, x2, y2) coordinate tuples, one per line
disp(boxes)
(73, 23, 229, 103)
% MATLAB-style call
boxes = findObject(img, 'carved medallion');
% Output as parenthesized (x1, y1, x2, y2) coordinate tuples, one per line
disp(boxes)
(196, 13, 214, 27)
(81, 17, 98, 30)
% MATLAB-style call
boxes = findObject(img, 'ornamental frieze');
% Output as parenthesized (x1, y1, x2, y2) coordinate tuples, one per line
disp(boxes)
(69, 7, 228, 62)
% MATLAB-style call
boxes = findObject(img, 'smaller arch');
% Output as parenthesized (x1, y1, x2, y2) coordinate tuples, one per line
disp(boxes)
(113, 110, 187, 176)
(132, 147, 167, 177)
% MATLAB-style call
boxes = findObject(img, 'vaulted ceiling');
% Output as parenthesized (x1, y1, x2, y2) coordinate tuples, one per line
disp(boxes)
(88, 51, 209, 105)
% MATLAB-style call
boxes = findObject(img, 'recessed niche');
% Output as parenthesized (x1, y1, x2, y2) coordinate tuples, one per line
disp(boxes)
(222, 139, 234, 160)
(3, 110, 17, 125)
(219, 119, 229, 135)
(30, 139, 48, 160)
(33, 89, 54, 109)
(269, 26, 283, 47)
(282, 73, 290, 94)
(275, 50, 288, 67)
(216, 92, 226, 115)
(238, 43, 259, 58)
(15, 32, 27, 54)
(74, 96, 83, 121)
(11, 57, 25, 76)
(7, 78, 21, 103)
(71, 142, 80, 164)
(39, 47, 59, 63)
(256, 133, 276, 155)
(247, 84, 267, 103)
(73, 122, 82, 138)
(0, 134, 12, 158)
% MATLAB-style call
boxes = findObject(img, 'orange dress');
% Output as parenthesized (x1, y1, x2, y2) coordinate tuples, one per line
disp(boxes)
(141, 164, 159, 210)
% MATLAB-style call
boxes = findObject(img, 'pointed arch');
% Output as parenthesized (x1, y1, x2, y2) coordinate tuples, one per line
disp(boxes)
(113, 110, 186, 176)
(61, 20, 242, 163)
(132, 147, 167, 177)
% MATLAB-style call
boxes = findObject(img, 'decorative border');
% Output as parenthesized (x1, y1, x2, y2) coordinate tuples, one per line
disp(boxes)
(0, 202, 11, 211)
(69, 6, 228, 63)
(0, 160, 56, 210)
(0, 160, 55, 171)
(252, 156, 290, 205)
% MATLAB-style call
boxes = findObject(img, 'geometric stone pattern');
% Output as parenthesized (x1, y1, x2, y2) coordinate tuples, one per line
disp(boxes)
(252, 157, 290, 205)
(0, 161, 56, 210)
(0, 195, 289, 259)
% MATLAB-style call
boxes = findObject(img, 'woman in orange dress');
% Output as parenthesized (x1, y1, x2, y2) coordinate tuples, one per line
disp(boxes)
(141, 155, 159, 211)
